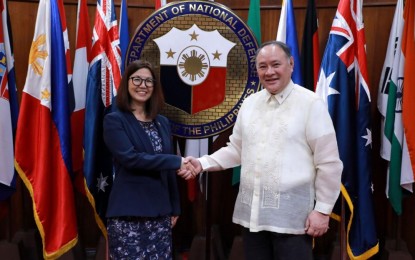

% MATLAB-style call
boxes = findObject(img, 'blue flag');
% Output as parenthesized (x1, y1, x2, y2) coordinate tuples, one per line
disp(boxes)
(276, 0, 302, 85)
(84, 0, 121, 237)
(119, 0, 129, 73)
(84, 61, 114, 225)
(316, 0, 379, 259)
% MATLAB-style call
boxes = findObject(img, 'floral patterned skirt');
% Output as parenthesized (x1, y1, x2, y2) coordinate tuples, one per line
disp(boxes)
(107, 215, 172, 260)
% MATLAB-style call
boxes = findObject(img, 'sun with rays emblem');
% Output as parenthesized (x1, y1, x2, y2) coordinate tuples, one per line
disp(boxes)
(177, 46, 210, 85)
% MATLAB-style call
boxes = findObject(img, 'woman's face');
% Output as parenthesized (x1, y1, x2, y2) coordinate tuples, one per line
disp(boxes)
(128, 67, 154, 106)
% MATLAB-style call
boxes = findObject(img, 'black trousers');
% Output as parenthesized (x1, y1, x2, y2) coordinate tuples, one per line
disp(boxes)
(242, 228, 313, 260)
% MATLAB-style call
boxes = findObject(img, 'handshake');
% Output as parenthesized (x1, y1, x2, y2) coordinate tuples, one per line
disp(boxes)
(177, 156, 202, 180)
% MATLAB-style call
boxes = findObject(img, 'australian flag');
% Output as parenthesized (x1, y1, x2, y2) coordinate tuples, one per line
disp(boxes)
(315, 0, 379, 259)
(84, 0, 121, 237)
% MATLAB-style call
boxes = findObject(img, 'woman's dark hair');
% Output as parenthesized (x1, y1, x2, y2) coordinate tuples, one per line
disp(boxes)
(116, 60, 165, 119)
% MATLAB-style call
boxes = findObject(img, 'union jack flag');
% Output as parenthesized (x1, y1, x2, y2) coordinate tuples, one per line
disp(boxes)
(315, 0, 379, 259)
(83, 0, 121, 237)
(90, 0, 121, 106)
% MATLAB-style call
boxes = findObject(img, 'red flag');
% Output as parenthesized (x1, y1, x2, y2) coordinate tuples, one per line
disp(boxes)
(184, 139, 209, 201)
(402, 0, 415, 177)
(14, 0, 78, 258)
(155, 0, 166, 9)
(72, 0, 91, 194)
(301, 0, 320, 91)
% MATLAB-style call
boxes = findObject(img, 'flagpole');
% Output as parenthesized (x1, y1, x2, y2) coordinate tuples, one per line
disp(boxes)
(205, 136, 213, 260)
(340, 195, 348, 260)
(394, 213, 402, 250)
(205, 170, 211, 259)
(7, 199, 11, 241)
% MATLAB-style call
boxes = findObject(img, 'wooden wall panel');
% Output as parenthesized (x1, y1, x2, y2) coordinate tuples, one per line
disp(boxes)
(8, 2, 36, 99)
(4, 0, 413, 258)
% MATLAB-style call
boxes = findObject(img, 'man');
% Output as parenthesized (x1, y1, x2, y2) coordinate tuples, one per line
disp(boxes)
(179, 41, 343, 259)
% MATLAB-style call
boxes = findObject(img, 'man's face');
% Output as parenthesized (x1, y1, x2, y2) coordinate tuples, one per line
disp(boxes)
(256, 44, 294, 95)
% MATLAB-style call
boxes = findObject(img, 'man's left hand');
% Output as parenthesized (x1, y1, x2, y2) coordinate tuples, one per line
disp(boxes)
(304, 210, 330, 237)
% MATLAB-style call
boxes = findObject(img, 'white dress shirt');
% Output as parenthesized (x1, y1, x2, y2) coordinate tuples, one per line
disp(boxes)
(199, 81, 343, 234)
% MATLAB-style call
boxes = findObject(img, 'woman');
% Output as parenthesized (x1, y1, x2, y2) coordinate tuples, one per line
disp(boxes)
(103, 60, 188, 259)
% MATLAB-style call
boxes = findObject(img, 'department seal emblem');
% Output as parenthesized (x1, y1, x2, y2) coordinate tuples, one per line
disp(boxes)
(127, 0, 260, 138)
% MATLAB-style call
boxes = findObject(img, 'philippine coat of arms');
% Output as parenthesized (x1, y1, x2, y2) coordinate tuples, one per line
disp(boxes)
(154, 24, 235, 114)
(127, 0, 260, 138)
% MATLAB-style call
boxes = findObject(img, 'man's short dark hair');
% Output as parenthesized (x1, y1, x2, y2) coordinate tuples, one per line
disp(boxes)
(255, 40, 292, 62)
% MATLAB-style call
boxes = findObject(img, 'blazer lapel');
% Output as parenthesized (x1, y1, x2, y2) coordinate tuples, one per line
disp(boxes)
(123, 112, 155, 154)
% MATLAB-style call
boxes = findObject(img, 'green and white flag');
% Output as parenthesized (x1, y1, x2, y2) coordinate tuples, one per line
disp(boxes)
(247, 0, 261, 44)
(379, 0, 414, 215)
(232, 0, 261, 185)
(378, 0, 403, 161)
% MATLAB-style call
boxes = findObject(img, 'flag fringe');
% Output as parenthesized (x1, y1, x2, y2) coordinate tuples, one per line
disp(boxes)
(83, 178, 108, 240)
(340, 184, 379, 260)
(14, 160, 78, 260)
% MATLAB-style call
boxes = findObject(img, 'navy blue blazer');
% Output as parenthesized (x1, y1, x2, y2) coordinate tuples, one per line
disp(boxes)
(103, 111, 181, 218)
